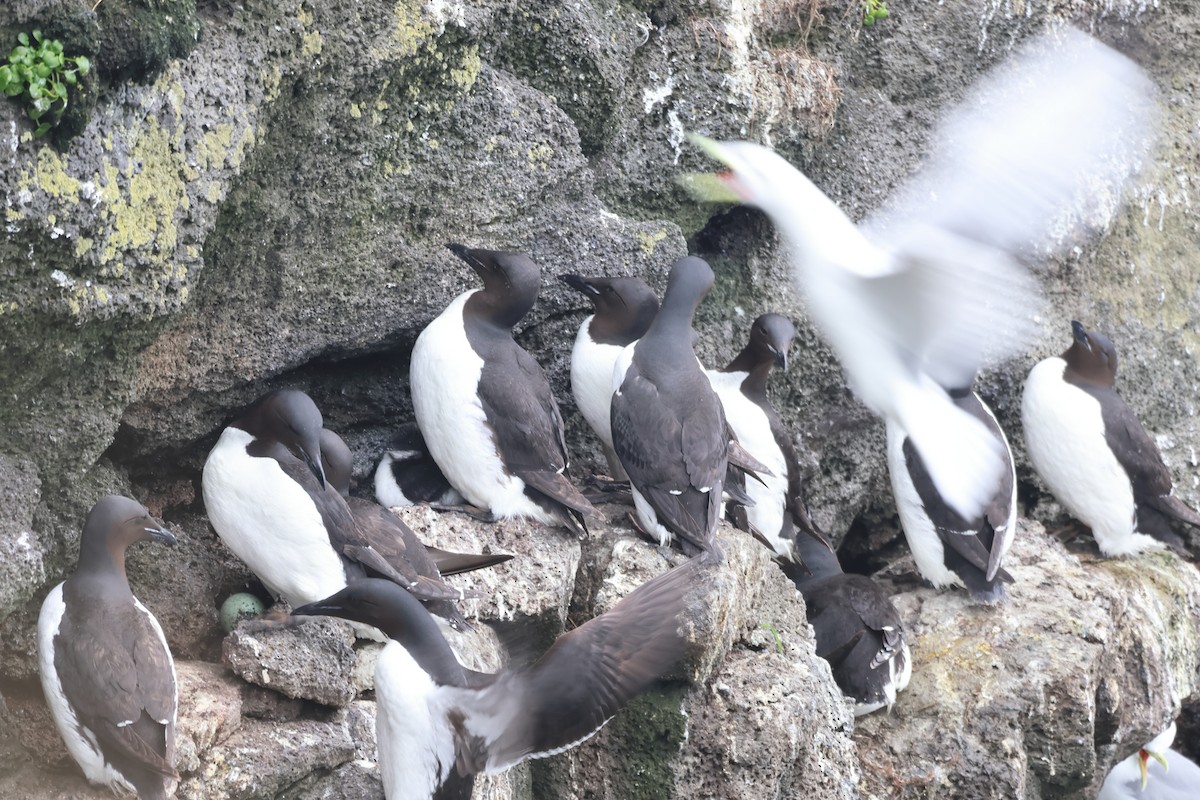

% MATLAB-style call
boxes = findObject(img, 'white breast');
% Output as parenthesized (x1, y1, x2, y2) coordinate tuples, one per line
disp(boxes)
(1022, 357, 1152, 556)
(38, 584, 136, 793)
(202, 427, 349, 607)
(706, 370, 789, 556)
(375, 642, 456, 800)
(886, 419, 957, 588)
(570, 321, 624, 452)
(410, 292, 553, 523)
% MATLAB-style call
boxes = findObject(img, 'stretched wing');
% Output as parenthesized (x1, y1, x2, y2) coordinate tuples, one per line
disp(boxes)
(446, 559, 703, 774)
(864, 29, 1153, 382)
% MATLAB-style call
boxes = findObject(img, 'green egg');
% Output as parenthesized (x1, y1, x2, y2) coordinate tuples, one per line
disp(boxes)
(220, 592, 266, 633)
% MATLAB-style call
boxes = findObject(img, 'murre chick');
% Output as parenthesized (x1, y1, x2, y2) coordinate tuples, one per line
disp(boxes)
(887, 378, 1016, 602)
(610, 256, 727, 556)
(293, 557, 703, 800)
(1022, 321, 1200, 557)
(780, 525, 911, 716)
(321, 428, 512, 630)
(373, 422, 465, 508)
(202, 390, 477, 628)
(559, 273, 660, 481)
(410, 244, 599, 537)
(689, 28, 1153, 521)
(38, 495, 179, 800)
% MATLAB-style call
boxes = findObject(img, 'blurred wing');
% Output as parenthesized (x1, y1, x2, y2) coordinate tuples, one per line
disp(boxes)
(868, 27, 1155, 255)
(863, 28, 1154, 378)
(447, 559, 702, 774)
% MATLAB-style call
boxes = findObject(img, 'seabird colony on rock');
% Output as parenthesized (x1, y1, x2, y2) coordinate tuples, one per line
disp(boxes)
(33, 27, 1197, 800)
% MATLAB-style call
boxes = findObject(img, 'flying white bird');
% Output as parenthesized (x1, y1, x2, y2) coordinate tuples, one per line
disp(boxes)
(689, 27, 1155, 519)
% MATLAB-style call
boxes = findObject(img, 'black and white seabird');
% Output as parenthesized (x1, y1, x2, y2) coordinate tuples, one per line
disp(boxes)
(610, 256, 727, 556)
(373, 422, 465, 508)
(690, 29, 1153, 522)
(38, 495, 179, 799)
(1023, 321, 1200, 557)
(1098, 722, 1200, 799)
(559, 273, 660, 481)
(706, 313, 815, 560)
(887, 380, 1016, 602)
(202, 390, 478, 629)
(293, 557, 702, 800)
(321, 428, 512, 630)
(410, 244, 599, 537)
(780, 525, 911, 716)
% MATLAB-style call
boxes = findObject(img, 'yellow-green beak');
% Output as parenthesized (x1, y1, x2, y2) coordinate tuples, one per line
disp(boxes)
(679, 134, 742, 202)
(1139, 747, 1170, 789)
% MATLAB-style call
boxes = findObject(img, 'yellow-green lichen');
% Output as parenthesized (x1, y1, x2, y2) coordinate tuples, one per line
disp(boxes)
(449, 45, 481, 93)
(261, 64, 284, 104)
(299, 7, 323, 56)
(349, 102, 363, 119)
(30, 148, 81, 205)
(637, 228, 669, 255)
(373, 0, 438, 62)
(198, 124, 235, 172)
(526, 143, 554, 172)
(95, 118, 190, 268)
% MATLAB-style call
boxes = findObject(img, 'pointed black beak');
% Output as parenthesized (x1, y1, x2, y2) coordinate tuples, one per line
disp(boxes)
(773, 348, 788, 371)
(292, 597, 343, 619)
(447, 242, 491, 279)
(301, 446, 326, 489)
(1070, 320, 1089, 344)
(558, 274, 599, 296)
(145, 522, 178, 546)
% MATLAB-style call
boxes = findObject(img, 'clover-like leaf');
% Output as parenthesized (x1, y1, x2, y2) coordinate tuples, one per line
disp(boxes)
(74, 55, 90, 75)
(17, 32, 28, 47)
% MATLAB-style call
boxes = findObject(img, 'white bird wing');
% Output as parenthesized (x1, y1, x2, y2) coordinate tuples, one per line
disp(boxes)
(861, 26, 1156, 379)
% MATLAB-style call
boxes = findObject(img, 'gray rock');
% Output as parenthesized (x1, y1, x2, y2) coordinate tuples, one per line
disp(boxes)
(223, 617, 359, 707)
(0, 0, 1198, 796)
(856, 523, 1200, 800)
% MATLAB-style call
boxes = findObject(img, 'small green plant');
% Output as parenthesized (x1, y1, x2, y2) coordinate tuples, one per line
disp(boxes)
(863, 0, 889, 26)
(0, 30, 91, 137)
(760, 622, 785, 655)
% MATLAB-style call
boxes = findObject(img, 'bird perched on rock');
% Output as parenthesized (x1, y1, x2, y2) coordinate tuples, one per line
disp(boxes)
(611, 256, 727, 556)
(559, 273, 660, 482)
(780, 525, 911, 716)
(374, 422, 465, 508)
(203, 390, 478, 628)
(689, 28, 1153, 522)
(293, 557, 704, 800)
(38, 495, 178, 800)
(887, 379, 1016, 602)
(706, 313, 815, 560)
(1098, 722, 1200, 799)
(410, 244, 599, 537)
(1023, 321, 1200, 557)
(321, 428, 512, 630)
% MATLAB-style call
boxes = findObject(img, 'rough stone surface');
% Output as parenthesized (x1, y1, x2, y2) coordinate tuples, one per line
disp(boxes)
(856, 524, 1200, 800)
(0, 0, 1199, 797)
(223, 616, 359, 707)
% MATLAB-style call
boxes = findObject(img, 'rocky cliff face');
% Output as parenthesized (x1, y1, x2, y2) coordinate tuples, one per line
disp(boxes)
(0, 0, 1197, 797)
